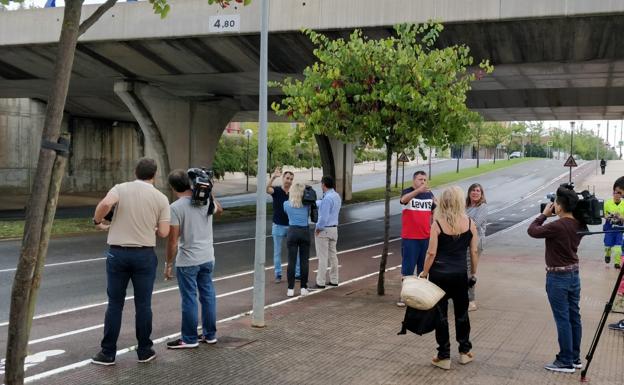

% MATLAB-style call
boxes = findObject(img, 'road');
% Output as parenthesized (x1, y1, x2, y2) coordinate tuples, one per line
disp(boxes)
(0, 158, 596, 383)
(218, 158, 490, 208)
(0, 158, 488, 219)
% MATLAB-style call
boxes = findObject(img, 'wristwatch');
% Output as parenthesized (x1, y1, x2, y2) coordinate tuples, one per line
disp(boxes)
(93, 218, 102, 225)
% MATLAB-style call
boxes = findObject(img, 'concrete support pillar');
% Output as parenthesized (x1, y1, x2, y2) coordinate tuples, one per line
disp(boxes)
(114, 80, 238, 189)
(315, 134, 354, 201)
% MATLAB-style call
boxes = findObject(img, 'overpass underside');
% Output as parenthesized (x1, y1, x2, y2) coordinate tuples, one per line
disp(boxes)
(1, 5, 623, 196)
(1, 14, 623, 121)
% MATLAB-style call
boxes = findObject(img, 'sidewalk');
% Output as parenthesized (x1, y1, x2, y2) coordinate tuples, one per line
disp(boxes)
(39, 213, 624, 382)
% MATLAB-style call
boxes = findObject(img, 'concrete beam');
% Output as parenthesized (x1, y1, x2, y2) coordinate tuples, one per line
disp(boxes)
(113, 80, 238, 188)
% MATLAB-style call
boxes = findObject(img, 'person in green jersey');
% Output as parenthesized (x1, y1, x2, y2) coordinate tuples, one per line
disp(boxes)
(603, 187, 624, 269)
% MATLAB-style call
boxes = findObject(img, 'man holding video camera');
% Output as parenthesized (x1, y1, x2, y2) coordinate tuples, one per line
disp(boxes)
(164, 169, 222, 349)
(527, 186, 588, 373)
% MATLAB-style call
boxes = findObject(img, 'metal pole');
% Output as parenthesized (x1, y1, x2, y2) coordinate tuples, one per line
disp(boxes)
(619, 119, 624, 159)
(569, 121, 575, 184)
(401, 161, 405, 190)
(428, 147, 432, 178)
(596, 123, 600, 175)
(246, 136, 250, 192)
(252, 0, 269, 328)
(311, 140, 314, 181)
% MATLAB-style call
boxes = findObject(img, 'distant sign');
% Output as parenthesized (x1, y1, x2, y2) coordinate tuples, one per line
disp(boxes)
(209, 14, 241, 33)
(398, 152, 410, 163)
(547, 141, 553, 147)
(619, 141, 624, 147)
(563, 155, 578, 168)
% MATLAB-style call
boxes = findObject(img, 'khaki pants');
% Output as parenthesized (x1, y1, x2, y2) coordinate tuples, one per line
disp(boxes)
(315, 227, 339, 286)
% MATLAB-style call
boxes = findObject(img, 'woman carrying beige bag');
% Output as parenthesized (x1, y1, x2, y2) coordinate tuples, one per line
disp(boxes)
(420, 186, 479, 370)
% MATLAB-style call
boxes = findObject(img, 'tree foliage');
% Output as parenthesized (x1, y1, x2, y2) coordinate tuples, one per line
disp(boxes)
(272, 23, 492, 295)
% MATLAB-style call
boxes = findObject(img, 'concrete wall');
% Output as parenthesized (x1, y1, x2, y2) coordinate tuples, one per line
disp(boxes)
(0, 98, 46, 194)
(64, 118, 144, 193)
(0, 98, 144, 194)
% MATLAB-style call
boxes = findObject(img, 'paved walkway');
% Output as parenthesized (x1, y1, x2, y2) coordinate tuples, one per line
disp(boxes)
(36, 162, 624, 384)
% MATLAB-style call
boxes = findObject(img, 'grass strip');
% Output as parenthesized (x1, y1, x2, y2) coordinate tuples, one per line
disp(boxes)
(349, 157, 534, 204)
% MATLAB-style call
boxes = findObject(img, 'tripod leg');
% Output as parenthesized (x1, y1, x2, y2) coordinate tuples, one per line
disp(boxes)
(581, 265, 624, 381)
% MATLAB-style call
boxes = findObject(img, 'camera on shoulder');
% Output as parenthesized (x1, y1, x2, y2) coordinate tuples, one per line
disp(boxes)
(187, 168, 214, 206)
(539, 182, 604, 225)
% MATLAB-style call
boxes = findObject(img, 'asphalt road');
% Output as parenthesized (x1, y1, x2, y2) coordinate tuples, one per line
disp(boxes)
(218, 158, 490, 208)
(0, 158, 596, 382)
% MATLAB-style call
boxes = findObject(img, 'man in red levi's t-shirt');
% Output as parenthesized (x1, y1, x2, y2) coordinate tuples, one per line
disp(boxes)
(397, 170, 436, 306)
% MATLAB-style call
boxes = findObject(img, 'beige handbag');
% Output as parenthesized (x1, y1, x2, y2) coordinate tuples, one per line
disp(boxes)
(400, 275, 446, 310)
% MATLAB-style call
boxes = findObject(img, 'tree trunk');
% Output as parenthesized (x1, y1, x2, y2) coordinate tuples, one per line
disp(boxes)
(26, 134, 70, 339)
(377, 141, 393, 295)
(493, 148, 497, 164)
(5, 1, 119, 383)
(476, 136, 480, 168)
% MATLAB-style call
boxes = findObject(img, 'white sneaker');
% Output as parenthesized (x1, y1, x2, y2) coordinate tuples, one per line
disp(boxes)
(300, 288, 309, 296)
(287, 289, 294, 297)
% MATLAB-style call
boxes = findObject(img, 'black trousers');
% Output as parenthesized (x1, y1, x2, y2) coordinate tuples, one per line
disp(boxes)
(287, 226, 310, 289)
(429, 270, 472, 359)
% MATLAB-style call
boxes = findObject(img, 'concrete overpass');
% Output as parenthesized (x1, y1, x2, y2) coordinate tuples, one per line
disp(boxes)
(1, 0, 624, 195)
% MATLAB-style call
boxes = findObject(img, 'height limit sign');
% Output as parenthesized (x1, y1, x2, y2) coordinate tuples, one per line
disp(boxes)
(209, 14, 240, 33)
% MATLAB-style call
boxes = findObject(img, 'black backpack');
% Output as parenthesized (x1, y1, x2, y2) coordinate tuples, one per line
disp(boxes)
(303, 185, 318, 223)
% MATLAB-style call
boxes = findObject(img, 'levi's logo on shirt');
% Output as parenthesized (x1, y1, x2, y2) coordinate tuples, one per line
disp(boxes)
(406, 199, 433, 211)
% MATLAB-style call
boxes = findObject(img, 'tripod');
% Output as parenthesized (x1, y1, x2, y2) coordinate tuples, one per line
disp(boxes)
(578, 229, 624, 382)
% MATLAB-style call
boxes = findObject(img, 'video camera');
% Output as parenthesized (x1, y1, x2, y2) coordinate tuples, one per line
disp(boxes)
(539, 183, 604, 225)
(187, 168, 214, 206)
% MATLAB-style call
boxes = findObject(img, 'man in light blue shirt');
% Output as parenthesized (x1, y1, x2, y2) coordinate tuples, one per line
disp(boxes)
(313, 175, 342, 288)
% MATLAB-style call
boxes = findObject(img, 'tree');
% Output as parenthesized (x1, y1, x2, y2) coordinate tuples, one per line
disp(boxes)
(1, 1, 251, 384)
(272, 23, 491, 295)
(469, 120, 485, 167)
(483, 122, 511, 163)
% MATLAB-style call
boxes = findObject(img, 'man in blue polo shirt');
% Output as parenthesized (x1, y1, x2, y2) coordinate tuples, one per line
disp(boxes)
(267, 167, 299, 283)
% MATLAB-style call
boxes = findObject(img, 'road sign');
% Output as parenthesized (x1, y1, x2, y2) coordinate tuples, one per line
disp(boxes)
(563, 155, 578, 168)
(398, 152, 410, 163)
(619, 141, 624, 147)
(547, 140, 553, 147)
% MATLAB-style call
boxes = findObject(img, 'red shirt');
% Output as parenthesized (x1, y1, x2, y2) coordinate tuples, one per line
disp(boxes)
(401, 188, 435, 239)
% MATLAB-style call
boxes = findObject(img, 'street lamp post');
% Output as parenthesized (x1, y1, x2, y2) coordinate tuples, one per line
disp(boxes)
(252, 0, 269, 328)
(244, 129, 253, 192)
(569, 121, 575, 184)
(596, 123, 600, 175)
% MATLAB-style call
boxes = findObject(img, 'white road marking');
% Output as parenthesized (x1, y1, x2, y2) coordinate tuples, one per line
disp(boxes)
(0, 224, 391, 273)
(21, 263, 404, 384)
(0, 258, 107, 273)
(371, 252, 393, 259)
(498, 217, 505, 221)
(521, 208, 527, 212)
(0, 239, 401, 327)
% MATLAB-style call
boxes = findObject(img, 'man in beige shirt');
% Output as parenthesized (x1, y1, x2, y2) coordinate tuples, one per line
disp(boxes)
(91, 158, 170, 366)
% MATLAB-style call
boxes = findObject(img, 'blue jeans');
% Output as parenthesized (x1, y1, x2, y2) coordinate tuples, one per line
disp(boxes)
(177, 262, 217, 343)
(273, 223, 299, 278)
(101, 246, 157, 358)
(546, 271, 582, 366)
(401, 238, 429, 276)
